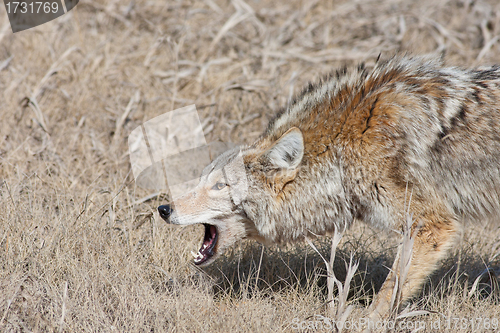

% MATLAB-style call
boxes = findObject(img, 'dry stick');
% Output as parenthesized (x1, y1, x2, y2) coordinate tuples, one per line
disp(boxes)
(25, 97, 49, 134)
(327, 230, 343, 316)
(128, 192, 163, 208)
(132, 212, 153, 230)
(170, 35, 186, 111)
(452, 221, 464, 304)
(60, 0, 68, 12)
(467, 254, 497, 300)
(423, 17, 464, 49)
(59, 281, 68, 333)
(32, 46, 80, 102)
(84, 1, 131, 27)
(200, 2, 253, 63)
(113, 90, 140, 144)
(0, 55, 13, 72)
(337, 254, 359, 331)
(305, 229, 358, 332)
(388, 183, 415, 314)
(75, 170, 133, 231)
(391, 212, 415, 317)
(254, 244, 265, 291)
(468, 272, 485, 299)
(27, 46, 80, 134)
(0, 21, 10, 46)
(476, 35, 500, 63)
(144, 37, 165, 67)
(393, 188, 432, 321)
(4, 181, 17, 211)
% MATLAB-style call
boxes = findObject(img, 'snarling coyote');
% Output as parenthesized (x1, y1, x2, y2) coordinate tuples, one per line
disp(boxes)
(158, 55, 500, 316)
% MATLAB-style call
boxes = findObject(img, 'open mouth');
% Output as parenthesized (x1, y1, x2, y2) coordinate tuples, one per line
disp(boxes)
(192, 224, 218, 265)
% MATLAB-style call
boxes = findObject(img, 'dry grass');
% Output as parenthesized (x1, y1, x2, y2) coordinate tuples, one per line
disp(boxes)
(1, 0, 500, 331)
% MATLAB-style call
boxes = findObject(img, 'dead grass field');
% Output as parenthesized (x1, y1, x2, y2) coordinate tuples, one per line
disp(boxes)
(1, 0, 500, 331)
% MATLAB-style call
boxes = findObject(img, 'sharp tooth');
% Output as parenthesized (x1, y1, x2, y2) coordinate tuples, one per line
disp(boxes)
(191, 251, 198, 258)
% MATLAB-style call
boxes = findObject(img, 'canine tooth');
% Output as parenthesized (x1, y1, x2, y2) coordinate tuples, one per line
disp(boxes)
(191, 251, 198, 258)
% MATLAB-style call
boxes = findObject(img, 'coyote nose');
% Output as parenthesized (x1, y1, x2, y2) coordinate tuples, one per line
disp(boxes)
(158, 204, 173, 220)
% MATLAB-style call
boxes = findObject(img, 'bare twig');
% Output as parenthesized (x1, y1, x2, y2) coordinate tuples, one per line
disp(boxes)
(59, 281, 68, 333)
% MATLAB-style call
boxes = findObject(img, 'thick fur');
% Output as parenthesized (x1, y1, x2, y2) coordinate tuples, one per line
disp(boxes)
(161, 55, 500, 317)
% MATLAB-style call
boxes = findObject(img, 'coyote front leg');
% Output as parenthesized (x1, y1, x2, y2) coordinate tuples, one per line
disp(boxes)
(368, 208, 460, 318)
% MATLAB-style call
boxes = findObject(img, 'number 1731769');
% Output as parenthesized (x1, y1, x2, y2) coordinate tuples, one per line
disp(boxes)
(5, 2, 59, 14)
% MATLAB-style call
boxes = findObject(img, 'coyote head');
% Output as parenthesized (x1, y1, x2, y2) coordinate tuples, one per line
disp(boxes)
(158, 127, 305, 266)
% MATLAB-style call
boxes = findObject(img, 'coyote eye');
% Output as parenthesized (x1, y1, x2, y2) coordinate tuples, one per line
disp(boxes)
(212, 182, 227, 190)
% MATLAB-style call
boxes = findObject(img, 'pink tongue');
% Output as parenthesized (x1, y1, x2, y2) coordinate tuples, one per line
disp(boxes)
(200, 225, 217, 255)
(195, 225, 217, 265)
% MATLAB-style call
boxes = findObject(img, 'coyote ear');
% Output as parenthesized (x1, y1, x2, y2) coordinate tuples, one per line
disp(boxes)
(265, 127, 304, 169)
